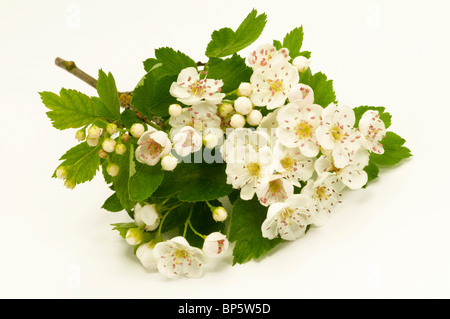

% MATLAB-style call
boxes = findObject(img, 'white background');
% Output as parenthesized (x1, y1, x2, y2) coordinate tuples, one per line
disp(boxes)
(1, 0, 449, 299)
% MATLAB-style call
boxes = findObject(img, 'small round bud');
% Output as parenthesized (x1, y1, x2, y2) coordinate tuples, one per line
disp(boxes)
(212, 206, 228, 222)
(161, 154, 178, 171)
(136, 242, 157, 270)
(98, 149, 108, 159)
(237, 82, 252, 97)
(292, 56, 310, 73)
(219, 103, 234, 118)
(106, 123, 118, 135)
(234, 97, 253, 115)
(203, 133, 219, 149)
(121, 132, 130, 143)
(56, 167, 68, 180)
(115, 143, 127, 155)
(168, 104, 183, 117)
(106, 163, 120, 177)
(230, 113, 246, 128)
(102, 138, 117, 153)
(246, 109, 263, 126)
(86, 136, 99, 147)
(125, 228, 143, 246)
(88, 125, 101, 139)
(130, 123, 145, 138)
(202, 232, 229, 257)
(64, 179, 76, 190)
(75, 130, 86, 142)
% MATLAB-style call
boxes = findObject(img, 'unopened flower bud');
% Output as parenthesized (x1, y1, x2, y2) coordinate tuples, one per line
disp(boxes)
(125, 228, 143, 246)
(56, 167, 68, 180)
(107, 163, 120, 177)
(161, 154, 178, 171)
(115, 143, 127, 155)
(88, 125, 101, 139)
(212, 206, 228, 222)
(136, 242, 157, 269)
(219, 103, 234, 118)
(98, 149, 108, 159)
(230, 113, 246, 128)
(292, 56, 310, 73)
(246, 109, 263, 126)
(121, 132, 130, 143)
(168, 104, 183, 118)
(130, 123, 145, 138)
(102, 138, 117, 153)
(86, 136, 99, 147)
(202, 232, 229, 257)
(234, 96, 253, 115)
(134, 203, 160, 231)
(203, 133, 218, 149)
(106, 123, 118, 135)
(237, 82, 252, 97)
(75, 130, 86, 142)
(64, 179, 76, 190)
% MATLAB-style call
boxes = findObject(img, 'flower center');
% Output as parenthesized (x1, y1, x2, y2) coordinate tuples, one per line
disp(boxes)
(280, 156, 295, 171)
(144, 138, 162, 158)
(295, 121, 312, 139)
(247, 163, 261, 177)
(280, 208, 294, 219)
(173, 249, 189, 264)
(188, 80, 207, 97)
(331, 125, 344, 141)
(315, 186, 329, 200)
(268, 179, 282, 194)
(268, 79, 284, 94)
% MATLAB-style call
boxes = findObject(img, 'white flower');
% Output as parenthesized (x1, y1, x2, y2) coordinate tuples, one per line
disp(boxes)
(135, 127, 172, 166)
(172, 126, 203, 157)
(153, 236, 207, 278)
(250, 61, 299, 110)
(221, 128, 271, 164)
(212, 207, 228, 222)
(316, 104, 362, 168)
(292, 56, 310, 73)
(130, 123, 145, 138)
(261, 194, 312, 241)
(134, 203, 160, 231)
(315, 148, 369, 190)
(169, 67, 226, 106)
(169, 102, 224, 151)
(301, 173, 345, 226)
(257, 108, 279, 138)
(225, 145, 273, 200)
(248, 44, 290, 70)
(358, 110, 386, 154)
(272, 140, 315, 187)
(202, 232, 229, 257)
(161, 154, 178, 171)
(276, 101, 323, 157)
(256, 175, 294, 207)
(203, 133, 219, 149)
(246, 109, 263, 126)
(136, 242, 157, 270)
(287, 83, 314, 104)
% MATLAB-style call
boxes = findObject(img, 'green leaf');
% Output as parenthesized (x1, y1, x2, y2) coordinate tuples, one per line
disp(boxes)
(299, 68, 337, 108)
(363, 160, 379, 188)
(129, 161, 164, 202)
(152, 160, 233, 202)
(143, 58, 160, 72)
(131, 70, 177, 118)
(120, 109, 143, 129)
(282, 27, 304, 59)
(154, 47, 197, 76)
(102, 193, 123, 212)
(111, 222, 136, 239)
(370, 132, 412, 166)
(353, 106, 392, 129)
(96, 69, 121, 121)
(273, 40, 282, 50)
(206, 54, 253, 93)
(205, 9, 267, 57)
(40, 89, 101, 130)
(160, 203, 192, 233)
(229, 198, 282, 265)
(110, 143, 135, 211)
(56, 142, 101, 184)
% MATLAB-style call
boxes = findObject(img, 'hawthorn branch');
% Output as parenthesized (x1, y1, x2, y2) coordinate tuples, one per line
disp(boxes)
(54, 57, 163, 130)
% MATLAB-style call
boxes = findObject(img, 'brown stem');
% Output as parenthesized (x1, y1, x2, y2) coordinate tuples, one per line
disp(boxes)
(196, 61, 206, 67)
